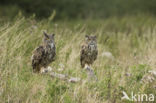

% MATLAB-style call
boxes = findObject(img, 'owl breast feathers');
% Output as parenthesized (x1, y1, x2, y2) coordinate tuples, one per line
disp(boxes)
(80, 35, 98, 68)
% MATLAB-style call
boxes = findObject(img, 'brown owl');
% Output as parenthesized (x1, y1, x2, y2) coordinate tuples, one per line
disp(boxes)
(31, 31, 56, 73)
(80, 35, 98, 68)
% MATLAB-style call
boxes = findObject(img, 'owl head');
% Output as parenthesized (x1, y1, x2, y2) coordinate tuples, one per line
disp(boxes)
(85, 35, 97, 51)
(85, 35, 97, 44)
(43, 31, 55, 48)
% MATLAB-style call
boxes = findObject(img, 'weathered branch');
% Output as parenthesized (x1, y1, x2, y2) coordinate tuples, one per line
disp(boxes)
(50, 72, 68, 80)
(85, 65, 98, 81)
(50, 72, 81, 83)
(41, 66, 81, 83)
(41, 65, 97, 83)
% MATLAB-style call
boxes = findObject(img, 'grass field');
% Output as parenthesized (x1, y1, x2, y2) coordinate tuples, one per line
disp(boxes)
(0, 15, 156, 103)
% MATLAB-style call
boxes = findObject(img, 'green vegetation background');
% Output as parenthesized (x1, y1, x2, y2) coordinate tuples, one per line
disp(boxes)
(0, 15, 156, 103)
(0, 0, 156, 19)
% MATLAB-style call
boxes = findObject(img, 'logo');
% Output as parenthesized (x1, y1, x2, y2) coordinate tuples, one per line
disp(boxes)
(122, 91, 155, 102)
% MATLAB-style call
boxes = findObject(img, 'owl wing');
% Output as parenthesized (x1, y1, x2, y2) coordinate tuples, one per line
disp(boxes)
(31, 46, 45, 69)
(93, 50, 98, 61)
(80, 45, 85, 60)
(80, 44, 88, 67)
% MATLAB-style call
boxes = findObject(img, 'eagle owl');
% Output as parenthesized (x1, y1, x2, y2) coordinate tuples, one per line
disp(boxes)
(80, 35, 98, 68)
(31, 31, 56, 73)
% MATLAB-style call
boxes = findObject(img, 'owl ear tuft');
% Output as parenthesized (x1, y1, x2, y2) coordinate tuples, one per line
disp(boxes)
(52, 33, 55, 37)
(43, 31, 49, 38)
(85, 35, 89, 38)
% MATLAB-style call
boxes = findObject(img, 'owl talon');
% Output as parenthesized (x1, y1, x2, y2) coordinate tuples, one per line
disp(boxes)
(40, 66, 53, 74)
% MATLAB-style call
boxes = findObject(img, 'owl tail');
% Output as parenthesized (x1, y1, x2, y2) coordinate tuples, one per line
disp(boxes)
(81, 61, 85, 68)
(32, 60, 40, 73)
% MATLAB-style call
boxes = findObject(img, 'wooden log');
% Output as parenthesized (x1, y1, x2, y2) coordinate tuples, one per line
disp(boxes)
(41, 66, 81, 83)
(50, 72, 68, 80)
(68, 77, 81, 83)
(85, 65, 98, 81)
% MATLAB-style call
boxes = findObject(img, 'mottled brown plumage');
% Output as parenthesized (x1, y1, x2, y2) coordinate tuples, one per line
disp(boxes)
(80, 35, 98, 68)
(31, 31, 56, 73)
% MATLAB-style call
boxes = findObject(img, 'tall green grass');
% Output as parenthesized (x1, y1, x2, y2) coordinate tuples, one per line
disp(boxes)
(0, 15, 156, 103)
